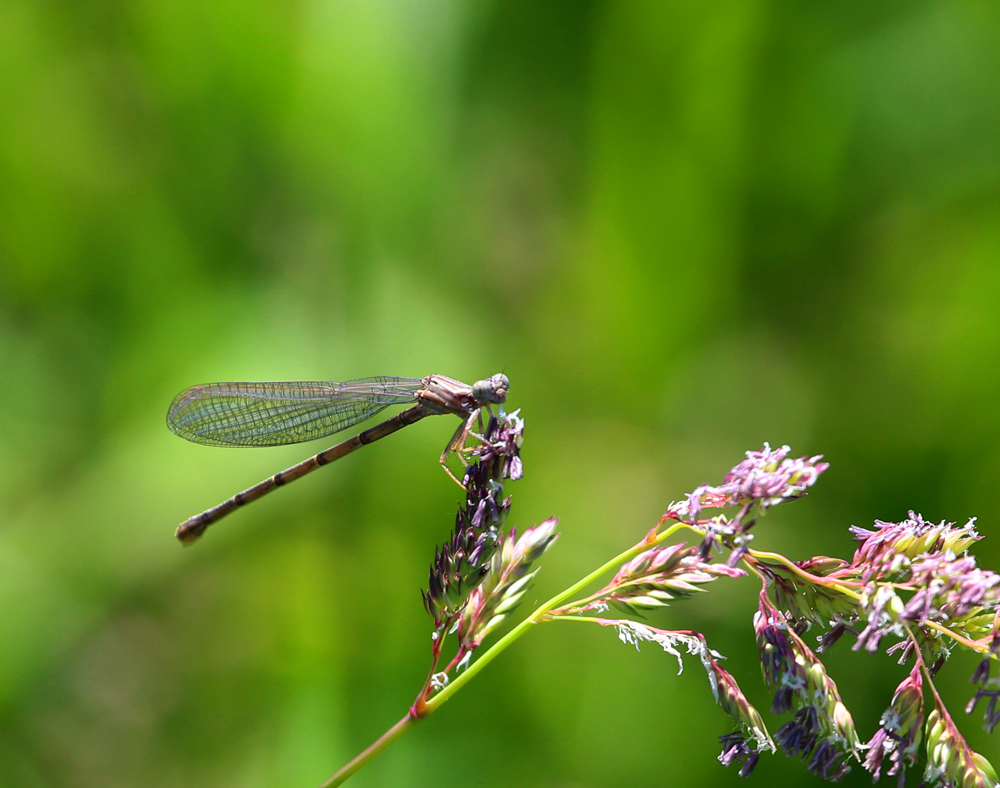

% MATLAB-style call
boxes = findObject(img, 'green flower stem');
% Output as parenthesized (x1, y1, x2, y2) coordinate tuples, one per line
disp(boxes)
(548, 614, 608, 625)
(554, 577, 675, 614)
(423, 522, 685, 714)
(320, 714, 414, 788)
(746, 548, 862, 600)
(552, 588, 614, 613)
(924, 620, 990, 653)
(903, 623, 945, 699)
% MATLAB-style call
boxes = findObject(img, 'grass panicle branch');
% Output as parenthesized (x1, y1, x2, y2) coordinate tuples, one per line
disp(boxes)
(323, 427, 1000, 788)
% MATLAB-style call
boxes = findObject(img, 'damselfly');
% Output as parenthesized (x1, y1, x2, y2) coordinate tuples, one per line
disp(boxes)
(167, 374, 509, 544)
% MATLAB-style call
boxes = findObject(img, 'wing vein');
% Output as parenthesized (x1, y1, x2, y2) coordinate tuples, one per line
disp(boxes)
(167, 377, 423, 447)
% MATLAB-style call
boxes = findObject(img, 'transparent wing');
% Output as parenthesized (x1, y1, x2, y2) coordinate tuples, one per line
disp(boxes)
(167, 376, 424, 447)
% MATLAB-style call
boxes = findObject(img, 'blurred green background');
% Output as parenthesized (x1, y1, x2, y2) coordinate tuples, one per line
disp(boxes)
(3, 1, 1000, 786)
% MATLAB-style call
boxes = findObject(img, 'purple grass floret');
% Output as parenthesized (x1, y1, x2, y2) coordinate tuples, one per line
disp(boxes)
(719, 733, 762, 778)
(679, 444, 829, 520)
(863, 666, 924, 785)
(422, 411, 525, 624)
(556, 541, 744, 616)
(903, 552, 1000, 625)
(755, 593, 860, 780)
(850, 512, 980, 583)
(665, 444, 829, 564)
(592, 619, 775, 770)
(924, 696, 998, 788)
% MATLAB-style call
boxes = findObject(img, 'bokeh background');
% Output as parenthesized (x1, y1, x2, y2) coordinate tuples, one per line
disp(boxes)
(3, 1, 1000, 786)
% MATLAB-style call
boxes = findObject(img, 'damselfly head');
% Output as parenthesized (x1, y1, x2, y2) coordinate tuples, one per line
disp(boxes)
(473, 374, 509, 405)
